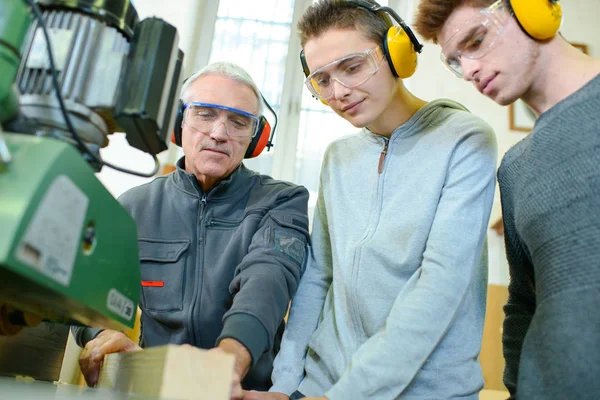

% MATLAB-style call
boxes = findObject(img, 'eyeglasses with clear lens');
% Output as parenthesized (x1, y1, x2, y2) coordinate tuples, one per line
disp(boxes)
(304, 45, 385, 100)
(440, 0, 509, 78)
(183, 102, 260, 138)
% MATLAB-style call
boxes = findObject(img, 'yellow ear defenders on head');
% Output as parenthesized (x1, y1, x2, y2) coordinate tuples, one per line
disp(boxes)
(300, 0, 423, 105)
(510, 0, 562, 40)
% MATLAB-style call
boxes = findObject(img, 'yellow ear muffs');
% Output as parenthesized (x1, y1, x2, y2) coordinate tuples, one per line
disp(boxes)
(299, 1, 423, 104)
(300, 50, 329, 106)
(384, 25, 418, 79)
(311, 79, 329, 106)
(510, 0, 562, 40)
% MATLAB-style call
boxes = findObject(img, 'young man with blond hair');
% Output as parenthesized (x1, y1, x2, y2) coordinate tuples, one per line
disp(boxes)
(414, 1, 600, 398)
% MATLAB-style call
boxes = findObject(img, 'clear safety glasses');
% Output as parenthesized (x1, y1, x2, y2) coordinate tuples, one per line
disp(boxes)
(440, 0, 510, 78)
(304, 45, 385, 100)
(183, 102, 260, 138)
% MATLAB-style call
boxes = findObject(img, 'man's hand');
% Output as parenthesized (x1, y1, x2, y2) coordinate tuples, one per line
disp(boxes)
(217, 338, 252, 379)
(205, 347, 243, 400)
(243, 391, 289, 400)
(208, 339, 251, 400)
(78, 329, 141, 387)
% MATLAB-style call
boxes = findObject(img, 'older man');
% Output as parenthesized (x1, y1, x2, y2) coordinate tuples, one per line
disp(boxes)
(73, 62, 310, 398)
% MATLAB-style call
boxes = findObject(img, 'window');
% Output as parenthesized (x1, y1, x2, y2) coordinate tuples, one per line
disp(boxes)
(205, 0, 388, 213)
(207, 0, 296, 174)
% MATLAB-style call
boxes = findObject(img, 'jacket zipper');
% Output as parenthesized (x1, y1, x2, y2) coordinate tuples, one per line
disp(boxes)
(378, 138, 389, 174)
(200, 194, 207, 215)
(189, 193, 208, 346)
(351, 137, 389, 339)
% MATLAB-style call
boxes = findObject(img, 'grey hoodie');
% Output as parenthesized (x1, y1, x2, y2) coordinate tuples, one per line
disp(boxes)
(270, 100, 497, 399)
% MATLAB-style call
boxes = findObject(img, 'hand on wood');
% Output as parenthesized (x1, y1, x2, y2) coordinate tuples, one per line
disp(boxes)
(216, 338, 252, 379)
(78, 329, 141, 387)
(206, 346, 245, 400)
(212, 338, 254, 399)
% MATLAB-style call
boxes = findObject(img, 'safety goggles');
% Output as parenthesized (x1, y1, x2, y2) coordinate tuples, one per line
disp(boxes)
(183, 102, 260, 138)
(304, 45, 385, 101)
(440, 0, 509, 78)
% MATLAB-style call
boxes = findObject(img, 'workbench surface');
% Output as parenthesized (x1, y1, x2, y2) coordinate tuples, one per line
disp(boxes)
(0, 376, 155, 399)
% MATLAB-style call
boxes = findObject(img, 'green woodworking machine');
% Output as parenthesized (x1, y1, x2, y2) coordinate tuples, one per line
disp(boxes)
(0, 0, 183, 334)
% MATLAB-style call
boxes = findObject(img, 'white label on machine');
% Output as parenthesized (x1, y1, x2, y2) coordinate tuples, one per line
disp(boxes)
(107, 289, 135, 321)
(27, 28, 74, 71)
(16, 175, 88, 286)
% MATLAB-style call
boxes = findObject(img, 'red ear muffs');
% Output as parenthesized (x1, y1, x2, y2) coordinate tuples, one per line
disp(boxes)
(245, 117, 271, 158)
(173, 101, 274, 159)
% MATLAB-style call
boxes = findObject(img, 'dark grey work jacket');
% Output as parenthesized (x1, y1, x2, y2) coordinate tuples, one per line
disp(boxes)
(73, 157, 310, 390)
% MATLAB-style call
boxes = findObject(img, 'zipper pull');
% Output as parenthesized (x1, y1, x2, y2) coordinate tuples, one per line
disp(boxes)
(378, 140, 389, 174)
(199, 194, 208, 223)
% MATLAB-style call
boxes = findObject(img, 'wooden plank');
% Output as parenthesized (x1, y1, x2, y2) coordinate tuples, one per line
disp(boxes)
(58, 330, 83, 385)
(97, 345, 235, 400)
(59, 307, 142, 387)
(479, 389, 509, 400)
(480, 284, 509, 391)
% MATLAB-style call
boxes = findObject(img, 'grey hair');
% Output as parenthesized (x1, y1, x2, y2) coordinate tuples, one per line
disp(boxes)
(180, 62, 263, 115)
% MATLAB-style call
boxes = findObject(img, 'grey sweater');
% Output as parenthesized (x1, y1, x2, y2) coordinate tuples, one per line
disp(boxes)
(270, 100, 497, 399)
(500, 73, 600, 399)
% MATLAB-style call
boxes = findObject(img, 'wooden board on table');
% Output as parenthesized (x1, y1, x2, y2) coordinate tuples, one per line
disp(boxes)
(480, 284, 509, 391)
(97, 345, 235, 400)
(480, 389, 509, 400)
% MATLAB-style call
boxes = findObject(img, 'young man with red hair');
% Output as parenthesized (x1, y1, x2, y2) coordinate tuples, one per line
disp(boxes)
(414, 1, 600, 398)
